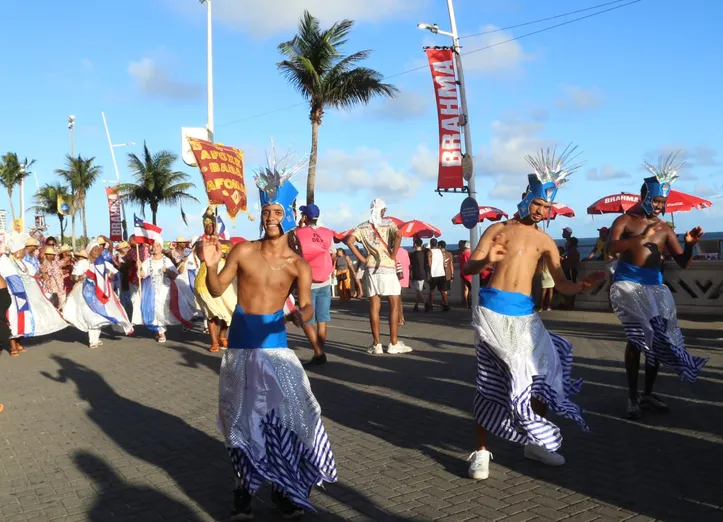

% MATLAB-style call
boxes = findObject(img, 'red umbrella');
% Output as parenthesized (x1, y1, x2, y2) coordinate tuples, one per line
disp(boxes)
(587, 191, 712, 215)
(399, 220, 442, 238)
(385, 216, 405, 227)
(229, 236, 247, 244)
(513, 202, 575, 220)
(451, 206, 508, 225)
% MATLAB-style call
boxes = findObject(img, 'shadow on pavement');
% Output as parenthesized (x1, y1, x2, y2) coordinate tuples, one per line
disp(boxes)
(45, 355, 413, 521)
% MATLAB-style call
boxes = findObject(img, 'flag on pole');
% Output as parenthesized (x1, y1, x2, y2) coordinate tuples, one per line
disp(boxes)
(133, 215, 163, 245)
(216, 215, 229, 240)
(57, 194, 73, 216)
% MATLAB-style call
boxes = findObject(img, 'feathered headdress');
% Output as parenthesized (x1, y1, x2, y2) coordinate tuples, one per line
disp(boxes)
(253, 139, 307, 234)
(640, 150, 685, 215)
(518, 143, 584, 219)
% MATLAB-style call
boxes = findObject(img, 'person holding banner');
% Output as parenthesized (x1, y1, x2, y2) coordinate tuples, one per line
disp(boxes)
(203, 154, 336, 519)
(194, 207, 236, 351)
(63, 237, 133, 348)
(463, 147, 602, 481)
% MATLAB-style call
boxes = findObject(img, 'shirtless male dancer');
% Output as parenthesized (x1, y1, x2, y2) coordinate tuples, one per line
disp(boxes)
(202, 159, 337, 520)
(464, 146, 604, 480)
(607, 152, 707, 419)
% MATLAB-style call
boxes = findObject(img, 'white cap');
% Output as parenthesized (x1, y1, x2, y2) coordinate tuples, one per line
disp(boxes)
(563, 227, 573, 234)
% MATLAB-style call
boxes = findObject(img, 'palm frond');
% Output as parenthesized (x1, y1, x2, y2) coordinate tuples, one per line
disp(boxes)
(325, 68, 398, 110)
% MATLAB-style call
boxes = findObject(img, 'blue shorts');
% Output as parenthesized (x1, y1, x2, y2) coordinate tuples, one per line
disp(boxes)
(307, 284, 332, 325)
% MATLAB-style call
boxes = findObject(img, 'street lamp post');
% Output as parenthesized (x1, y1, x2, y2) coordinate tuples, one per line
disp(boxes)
(19, 163, 25, 232)
(200, 0, 214, 142)
(68, 115, 76, 249)
(418, 0, 480, 307)
(102, 111, 134, 240)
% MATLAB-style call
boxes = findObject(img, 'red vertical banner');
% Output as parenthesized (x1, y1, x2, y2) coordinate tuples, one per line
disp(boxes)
(425, 48, 465, 192)
(106, 187, 123, 242)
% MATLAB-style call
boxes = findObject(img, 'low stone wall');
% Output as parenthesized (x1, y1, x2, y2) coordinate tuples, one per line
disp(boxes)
(363, 260, 723, 317)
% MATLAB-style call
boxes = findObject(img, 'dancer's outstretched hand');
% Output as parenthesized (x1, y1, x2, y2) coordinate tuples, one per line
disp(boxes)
(685, 226, 704, 244)
(579, 271, 606, 292)
(201, 235, 223, 267)
(285, 309, 304, 328)
(488, 233, 507, 263)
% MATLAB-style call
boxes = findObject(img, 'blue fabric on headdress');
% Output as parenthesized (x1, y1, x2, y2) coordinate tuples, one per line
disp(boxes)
(641, 176, 671, 215)
(517, 174, 558, 219)
(259, 180, 298, 234)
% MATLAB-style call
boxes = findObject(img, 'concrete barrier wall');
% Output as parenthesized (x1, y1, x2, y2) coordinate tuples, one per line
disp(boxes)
(333, 260, 723, 317)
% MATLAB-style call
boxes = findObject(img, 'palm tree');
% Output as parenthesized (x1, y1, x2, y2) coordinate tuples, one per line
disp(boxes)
(277, 10, 398, 205)
(28, 182, 71, 243)
(55, 154, 102, 248)
(0, 152, 36, 221)
(117, 142, 198, 225)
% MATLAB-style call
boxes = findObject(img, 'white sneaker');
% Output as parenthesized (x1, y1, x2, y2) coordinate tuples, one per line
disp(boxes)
(467, 449, 492, 480)
(523, 443, 565, 466)
(387, 341, 413, 354)
(367, 344, 383, 355)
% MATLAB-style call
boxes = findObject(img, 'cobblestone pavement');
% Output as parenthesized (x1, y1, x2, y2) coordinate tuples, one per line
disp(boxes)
(1, 299, 722, 522)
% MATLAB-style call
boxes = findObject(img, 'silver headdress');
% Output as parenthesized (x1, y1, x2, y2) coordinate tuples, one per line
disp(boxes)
(643, 150, 685, 186)
(253, 139, 307, 234)
(518, 143, 584, 219)
(524, 143, 584, 189)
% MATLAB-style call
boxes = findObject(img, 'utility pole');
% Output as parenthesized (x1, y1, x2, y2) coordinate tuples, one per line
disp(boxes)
(200, 0, 214, 142)
(68, 115, 76, 249)
(418, 0, 480, 306)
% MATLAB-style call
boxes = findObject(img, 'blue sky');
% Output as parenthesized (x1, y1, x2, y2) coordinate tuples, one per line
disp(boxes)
(2, 0, 721, 245)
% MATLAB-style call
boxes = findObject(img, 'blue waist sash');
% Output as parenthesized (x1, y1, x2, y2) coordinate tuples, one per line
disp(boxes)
(613, 261, 662, 286)
(227, 305, 287, 349)
(479, 287, 534, 316)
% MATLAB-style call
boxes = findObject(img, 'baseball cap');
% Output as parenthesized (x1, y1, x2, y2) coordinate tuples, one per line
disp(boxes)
(597, 227, 609, 233)
(562, 227, 573, 234)
(299, 204, 320, 219)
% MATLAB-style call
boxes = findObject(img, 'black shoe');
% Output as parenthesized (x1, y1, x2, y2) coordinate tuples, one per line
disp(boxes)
(424, 303, 432, 313)
(271, 489, 304, 519)
(303, 353, 327, 367)
(413, 305, 420, 312)
(231, 488, 253, 520)
(442, 305, 450, 312)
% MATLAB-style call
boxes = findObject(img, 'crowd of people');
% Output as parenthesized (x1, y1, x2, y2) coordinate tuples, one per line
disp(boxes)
(0, 147, 710, 520)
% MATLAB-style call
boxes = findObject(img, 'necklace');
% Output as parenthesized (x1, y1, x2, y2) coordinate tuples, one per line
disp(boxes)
(260, 250, 291, 271)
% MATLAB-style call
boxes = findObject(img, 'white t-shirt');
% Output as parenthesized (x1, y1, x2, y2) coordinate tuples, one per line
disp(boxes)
(429, 248, 445, 278)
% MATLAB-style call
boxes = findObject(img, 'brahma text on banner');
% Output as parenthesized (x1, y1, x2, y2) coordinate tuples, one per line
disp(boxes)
(425, 47, 465, 192)
(105, 187, 123, 241)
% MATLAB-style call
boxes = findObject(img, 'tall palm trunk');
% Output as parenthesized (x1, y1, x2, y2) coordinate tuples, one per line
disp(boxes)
(58, 215, 65, 243)
(307, 109, 322, 205)
(7, 189, 15, 221)
(82, 207, 88, 242)
(151, 203, 158, 226)
(71, 213, 76, 250)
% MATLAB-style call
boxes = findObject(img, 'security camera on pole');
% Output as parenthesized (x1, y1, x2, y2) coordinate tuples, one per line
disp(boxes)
(418, 0, 480, 306)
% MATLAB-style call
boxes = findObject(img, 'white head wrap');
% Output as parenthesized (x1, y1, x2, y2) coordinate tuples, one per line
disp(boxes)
(8, 236, 26, 254)
(86, 239, 99, 253)
(369, 198, 386, 226)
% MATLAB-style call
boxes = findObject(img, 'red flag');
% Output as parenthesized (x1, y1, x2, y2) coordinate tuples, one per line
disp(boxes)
(425, 48, 465, 192)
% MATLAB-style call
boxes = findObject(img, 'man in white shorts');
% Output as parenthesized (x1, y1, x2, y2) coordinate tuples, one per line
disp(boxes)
(347, 199, 412, 355)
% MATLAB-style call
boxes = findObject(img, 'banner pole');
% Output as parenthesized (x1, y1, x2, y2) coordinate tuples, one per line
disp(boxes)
(136, 243, 142, 293)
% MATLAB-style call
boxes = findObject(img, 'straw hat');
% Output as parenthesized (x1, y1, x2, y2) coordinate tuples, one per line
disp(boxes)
(76, 250, 89, 259)
(175, 236, 189, 243)
(44, 246, 57, 255)
(116, 241, 130, 251)
(59, 245, 72, 254)
(25, 237, 40, 247)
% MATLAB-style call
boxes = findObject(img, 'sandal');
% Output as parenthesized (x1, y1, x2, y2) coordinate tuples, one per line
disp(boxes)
(10, 349, 19, 357)
(17, 345, 25, 353)
(209, 344, 220, 353)
(158, 334, 167, 344)
(219, 338, 228, 350)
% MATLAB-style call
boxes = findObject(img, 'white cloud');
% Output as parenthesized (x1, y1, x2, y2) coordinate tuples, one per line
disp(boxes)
(408, 144, 438, 180)
(555, 85, 604, 111)
(456, 25, 534, 75)
(646, 145, 719, 170)
(173, 0, 421, 37)
(315, 147, 421, 200)
(586, 165, 630, 181)
(691, 183, 722, 198)
(365, 90, 428, 121)
(128, 53, 202, 101)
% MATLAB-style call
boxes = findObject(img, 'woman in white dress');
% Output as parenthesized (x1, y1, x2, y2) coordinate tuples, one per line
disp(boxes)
(132, 239, 196, 343)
